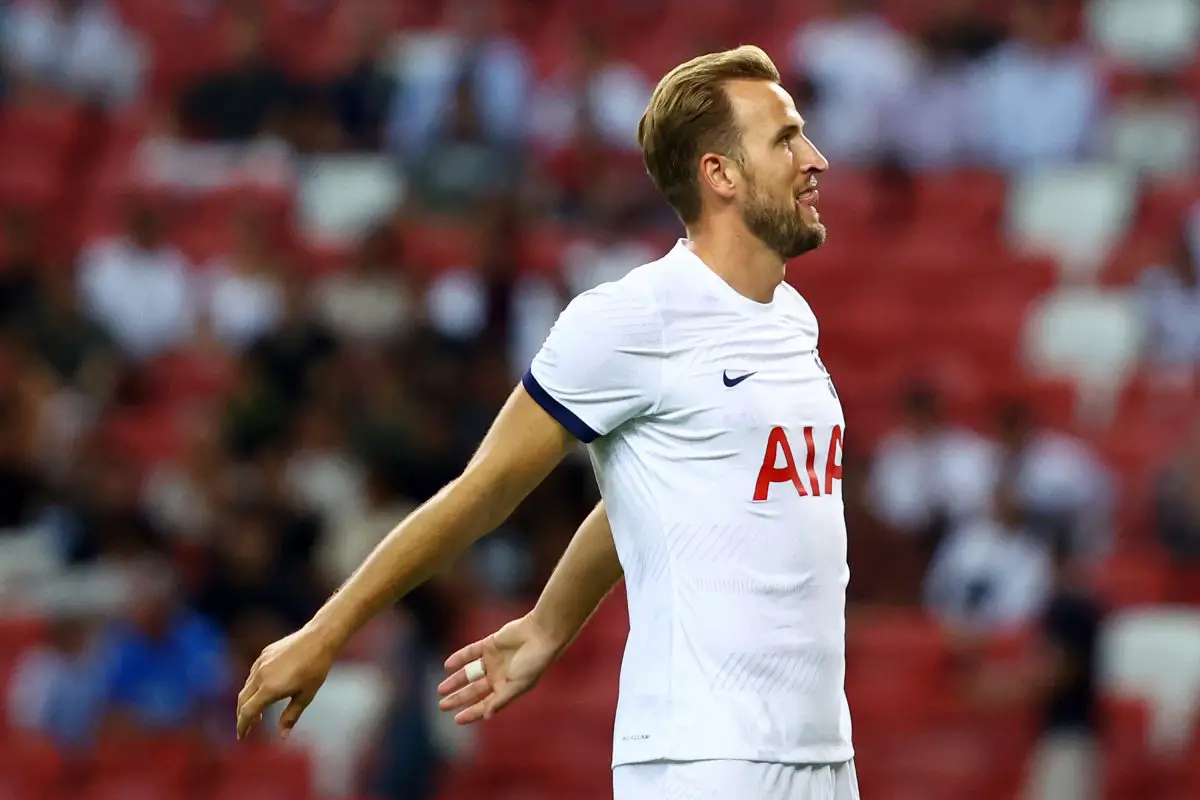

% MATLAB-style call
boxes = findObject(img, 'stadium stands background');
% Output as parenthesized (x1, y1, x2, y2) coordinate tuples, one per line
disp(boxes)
(1, 0, 1200, 797)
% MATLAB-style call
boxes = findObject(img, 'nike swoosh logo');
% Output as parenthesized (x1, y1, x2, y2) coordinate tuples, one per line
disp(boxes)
(723, 370, 756, 387)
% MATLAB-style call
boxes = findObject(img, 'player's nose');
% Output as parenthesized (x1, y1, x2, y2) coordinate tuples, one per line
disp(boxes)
(796, 134, 829, 175)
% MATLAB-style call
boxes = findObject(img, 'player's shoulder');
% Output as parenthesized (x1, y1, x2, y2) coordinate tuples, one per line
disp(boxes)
(561, 248, 673, 322)
(553, 260, 667, 351)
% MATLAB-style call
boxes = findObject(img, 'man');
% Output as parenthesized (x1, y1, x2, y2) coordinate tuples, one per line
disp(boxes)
(236, 45, 856, 799)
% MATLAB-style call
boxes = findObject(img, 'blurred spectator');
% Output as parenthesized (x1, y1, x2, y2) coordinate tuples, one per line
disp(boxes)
(966, 540, 1102, 800)
(98, 562, 230, 736)
(372, 582, 464, 800)
(1154, 418, 1200, 561)
(327, 17, 397, 150)
(0, 207, 44, 325)
(2, 0, 143, 108)
(177, 6, 296, 142)
(62, 455, 167, 564)
(199, 206, 285, 351)
(885, 0, 1005, 167)
(867, 381, 996, 551)
(194, 505, 321, 668)
(924, 475, 1053, 633)
(283, 403, 367, 525)
(528, 28, 652, 154)
(921, 0, 1006, 60)
(996, 400, 1114, 558)
(560, 170, 657, 295)
(245, 278, 339, 402)
(387, 0, 531, 161)
(76, 198, 196, 361)
(20, 264, 117, 397)
(6, 610, 108, 749)
(1138, 216, 1200, 372)
(222, 355, 293, 459)
(790, 0, 918, 164)
(141, 419, 228, 544)
(406, 73, 522, 214)
(0, 392, 49, 530)
(247, 445, 324, 574)
(968, 0, 1101, 168)
(424, 204, 563, 378)
(312, 225, 417, 347)
(318, 466, 416, 588)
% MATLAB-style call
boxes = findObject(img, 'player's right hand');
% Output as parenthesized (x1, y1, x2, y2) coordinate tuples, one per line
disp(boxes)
(235, 625, 339, 741)
(437, 613, 559, 724)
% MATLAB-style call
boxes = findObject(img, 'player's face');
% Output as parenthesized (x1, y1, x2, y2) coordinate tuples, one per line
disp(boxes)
(727, 81, 829, 259)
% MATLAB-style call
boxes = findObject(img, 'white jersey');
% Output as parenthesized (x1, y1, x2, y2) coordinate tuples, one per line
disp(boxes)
(524, 240, 852, 767)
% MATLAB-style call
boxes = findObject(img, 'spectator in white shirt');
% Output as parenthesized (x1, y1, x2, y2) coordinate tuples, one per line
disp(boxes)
(200, 207, 284, 352)
(312, 224, 415, 348)
(2, 0, 143, 108)
(423, 204, 563, 381)
(884, 0, 1005, 167)
(77, 199, 196, 361)
(924, 476, 1054, 634)
(868, 381, 998, 553)
(996, 400, 1115, 558)
(967, 0, 1101, 169)
(791, 0, 919, 164)
(528, 28, 653, 154)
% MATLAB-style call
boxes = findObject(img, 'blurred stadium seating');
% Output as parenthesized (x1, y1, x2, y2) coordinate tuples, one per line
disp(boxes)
(2, 0, 1200, 798)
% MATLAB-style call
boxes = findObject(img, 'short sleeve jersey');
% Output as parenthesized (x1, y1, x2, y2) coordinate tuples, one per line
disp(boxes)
(524, 241, 852, 767)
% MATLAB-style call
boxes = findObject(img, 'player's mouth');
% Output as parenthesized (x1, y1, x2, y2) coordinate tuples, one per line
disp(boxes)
(795, 184, 819, 208)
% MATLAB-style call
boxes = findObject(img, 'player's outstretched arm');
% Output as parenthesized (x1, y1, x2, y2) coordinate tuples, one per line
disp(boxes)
(437, 501, 623, 723)
(235, 384, 576, 740)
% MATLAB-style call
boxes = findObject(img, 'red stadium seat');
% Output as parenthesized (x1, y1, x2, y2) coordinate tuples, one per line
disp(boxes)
(0, 731, 66, 797)
(218, 743, 312, 800)
(1095, 556, 1171, 608)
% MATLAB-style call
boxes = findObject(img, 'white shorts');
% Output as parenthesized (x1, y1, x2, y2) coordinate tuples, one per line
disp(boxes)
(613, 759, 861, 800)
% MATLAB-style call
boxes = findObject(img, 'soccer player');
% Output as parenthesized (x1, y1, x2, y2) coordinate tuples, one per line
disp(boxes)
(236, 44, 857, 799)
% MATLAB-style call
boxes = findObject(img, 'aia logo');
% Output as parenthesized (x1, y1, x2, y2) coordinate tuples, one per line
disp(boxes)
(753, 425, 843, 501)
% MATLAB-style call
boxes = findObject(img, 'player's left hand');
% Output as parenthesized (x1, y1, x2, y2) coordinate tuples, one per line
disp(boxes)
(437, 613, 559, 724)
(235, 625, 338, 741)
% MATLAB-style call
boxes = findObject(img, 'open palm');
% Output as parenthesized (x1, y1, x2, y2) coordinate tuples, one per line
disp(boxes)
(437, 614, 559, 724)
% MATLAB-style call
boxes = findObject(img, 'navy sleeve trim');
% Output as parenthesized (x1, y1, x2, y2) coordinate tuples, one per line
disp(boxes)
(522, 369, 600, 443)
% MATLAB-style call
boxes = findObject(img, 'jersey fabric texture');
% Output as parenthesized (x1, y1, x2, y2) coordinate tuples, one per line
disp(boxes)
(524, 240, 853, 768)
(612, 759, 861, 800)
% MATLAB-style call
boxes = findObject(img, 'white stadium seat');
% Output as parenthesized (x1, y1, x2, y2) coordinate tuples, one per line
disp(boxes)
(1006, 164, 1136, 281)
(1087, 0, 1200, 70)
(297, 155, 405, 246)
(1105, 102, 1199, 178)
(1024, 289, 1145, 414)
(1101, 608, 1200, 754)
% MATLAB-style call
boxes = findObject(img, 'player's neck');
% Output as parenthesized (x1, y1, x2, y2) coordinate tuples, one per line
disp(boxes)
(686, 222, 786, 305)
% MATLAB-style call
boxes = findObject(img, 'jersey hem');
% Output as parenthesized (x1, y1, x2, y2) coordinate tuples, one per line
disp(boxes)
(611, 743, 856, 769)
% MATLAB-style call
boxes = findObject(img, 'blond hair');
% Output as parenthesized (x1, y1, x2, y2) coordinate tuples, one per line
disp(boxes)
(637, 45, 781, 224)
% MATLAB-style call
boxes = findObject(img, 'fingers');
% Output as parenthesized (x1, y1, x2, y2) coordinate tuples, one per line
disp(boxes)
(278, 690, 315, 740)
(443, 640, 485, 673)
(436, 663, 475, 697)
(439, 676, 492, 713)
(236, 684, 277, 741)
(454, 699, 493, 726)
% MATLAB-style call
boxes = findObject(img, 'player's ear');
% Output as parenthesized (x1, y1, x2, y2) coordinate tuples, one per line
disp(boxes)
(700, 152, 738, 201)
